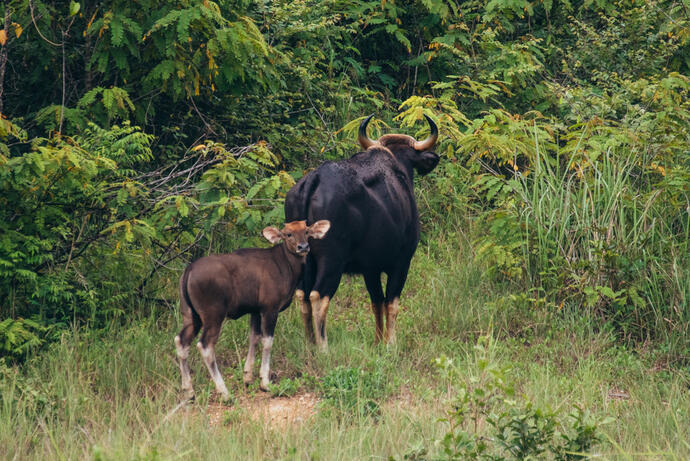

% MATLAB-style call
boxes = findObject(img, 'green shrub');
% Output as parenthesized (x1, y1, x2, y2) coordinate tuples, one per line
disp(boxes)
(398, 69, 689, 350)
(0, 120, 292, 360)
(0, 317, 48, 363)
(401, 336, 609, 460)
(268, 376, 303, 398)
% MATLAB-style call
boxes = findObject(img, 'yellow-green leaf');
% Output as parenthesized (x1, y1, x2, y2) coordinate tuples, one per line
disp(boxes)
(69, 1, 81, 16)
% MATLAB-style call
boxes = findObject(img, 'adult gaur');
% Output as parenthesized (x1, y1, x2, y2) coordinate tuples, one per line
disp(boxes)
(285, 114, 439, 349)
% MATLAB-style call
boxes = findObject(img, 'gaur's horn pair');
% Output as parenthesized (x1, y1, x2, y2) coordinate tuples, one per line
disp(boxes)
(357, 113, 438, 151)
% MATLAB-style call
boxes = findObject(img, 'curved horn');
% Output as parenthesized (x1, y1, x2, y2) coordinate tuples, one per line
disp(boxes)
(413, 114, 439, 151)
(357, 114, 376, 150)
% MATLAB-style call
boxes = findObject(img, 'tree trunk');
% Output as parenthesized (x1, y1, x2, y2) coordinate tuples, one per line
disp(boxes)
(0, 2, 10, 116)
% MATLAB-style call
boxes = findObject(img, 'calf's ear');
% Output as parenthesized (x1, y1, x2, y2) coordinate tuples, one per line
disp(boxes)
(307, 220, 331, 239)
(262, 226, 284, 244)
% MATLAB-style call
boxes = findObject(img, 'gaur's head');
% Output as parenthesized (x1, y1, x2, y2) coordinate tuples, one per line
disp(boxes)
(357, 114, 440, 176)
(262, 220, 331, 256)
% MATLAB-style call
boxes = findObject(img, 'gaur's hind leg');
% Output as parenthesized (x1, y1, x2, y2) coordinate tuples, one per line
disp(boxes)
(243, 314, 261, 386)
(384, 262, 411, 344)
(197, 314, 229, 400)
(384, 297, 400, 344)
(297, 258, 317, 345)
(259, 311, 279, 391)
(175, 297, 201, 400)
(363, 272, 385, 344)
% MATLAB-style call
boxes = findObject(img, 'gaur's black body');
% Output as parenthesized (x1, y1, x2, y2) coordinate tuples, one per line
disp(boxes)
(285, 115, 439, 347)
(287, 148, 427, 298)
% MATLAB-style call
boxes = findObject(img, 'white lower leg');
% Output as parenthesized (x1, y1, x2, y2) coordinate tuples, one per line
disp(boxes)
(174, 335, 193, 394)
(244, 328, 259, 385)
(297, 289, 315, 343)
(309, 292, 330, 352)
(385, 298, 400, 344)
(197, 341, 229, 400)
(259, 335, 273, 391)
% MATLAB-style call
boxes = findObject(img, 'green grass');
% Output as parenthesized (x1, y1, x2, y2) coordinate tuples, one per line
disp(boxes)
(1, 217, 688, 460)
(476, 147, 690, 348)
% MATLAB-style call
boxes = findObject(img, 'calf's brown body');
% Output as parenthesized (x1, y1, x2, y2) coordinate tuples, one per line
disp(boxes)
(175, 220, 330, 399)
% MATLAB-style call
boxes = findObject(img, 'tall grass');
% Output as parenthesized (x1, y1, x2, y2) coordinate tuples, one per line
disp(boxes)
(476, 140, 689, 352)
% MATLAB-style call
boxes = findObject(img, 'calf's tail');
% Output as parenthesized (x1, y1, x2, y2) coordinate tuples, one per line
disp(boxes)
(179, 264, 196, 316)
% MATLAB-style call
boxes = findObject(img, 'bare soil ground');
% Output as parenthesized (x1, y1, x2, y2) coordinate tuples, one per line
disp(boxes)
(207, 392, 319, 427)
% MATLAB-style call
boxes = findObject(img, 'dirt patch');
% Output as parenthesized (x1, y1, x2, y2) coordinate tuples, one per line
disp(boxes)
(607, 388, 630, 401)
(207, 392, 319, 428)
(382, 386, 416, 411)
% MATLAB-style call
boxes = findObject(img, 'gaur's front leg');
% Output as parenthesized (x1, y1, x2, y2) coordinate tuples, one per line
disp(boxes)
(309, 291, 331, 352)
(296, 289, 316, 344)
(384, 297, 400, 344)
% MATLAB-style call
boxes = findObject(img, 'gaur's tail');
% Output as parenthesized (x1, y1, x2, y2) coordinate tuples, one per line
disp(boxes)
(285, 173, 321, 296)
(285, 172, 320, 222)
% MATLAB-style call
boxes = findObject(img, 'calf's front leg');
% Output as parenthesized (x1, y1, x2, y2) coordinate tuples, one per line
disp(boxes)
(243, 314, 261, 386)
(259, 311, 278, 391)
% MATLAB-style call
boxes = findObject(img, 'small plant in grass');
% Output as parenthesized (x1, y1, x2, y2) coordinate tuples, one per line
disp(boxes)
(268, 376, 302, 397)
(490, 402, 606, 460)
(320, 360, 396, 418)
(554, 407, 606, 460)
(401, 336, 609, 460)
(222, 408, 244, 426)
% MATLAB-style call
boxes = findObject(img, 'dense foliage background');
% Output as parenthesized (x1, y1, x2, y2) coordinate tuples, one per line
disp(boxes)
(0, 1, 688, 459)
(1, 0, 688, 362)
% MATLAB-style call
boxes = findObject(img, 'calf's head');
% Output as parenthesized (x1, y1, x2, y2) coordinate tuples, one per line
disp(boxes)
(262, 220, 331, 256)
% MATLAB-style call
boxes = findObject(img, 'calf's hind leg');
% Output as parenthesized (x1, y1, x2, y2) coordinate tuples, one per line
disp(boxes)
(197, 317, 230, 401)
(175, 299, 201, 400)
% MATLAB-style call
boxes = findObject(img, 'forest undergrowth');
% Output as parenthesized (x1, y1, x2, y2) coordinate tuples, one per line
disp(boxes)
(1, 213, 688, 460)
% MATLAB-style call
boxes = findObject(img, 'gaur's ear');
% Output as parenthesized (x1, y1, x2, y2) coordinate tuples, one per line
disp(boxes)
(413, 151, 440, 176)
(262, 226, 284, 244)
(307, 220, 331, 239)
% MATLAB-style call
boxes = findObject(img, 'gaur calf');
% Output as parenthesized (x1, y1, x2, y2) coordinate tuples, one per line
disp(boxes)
(174, 220, 330, 400)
